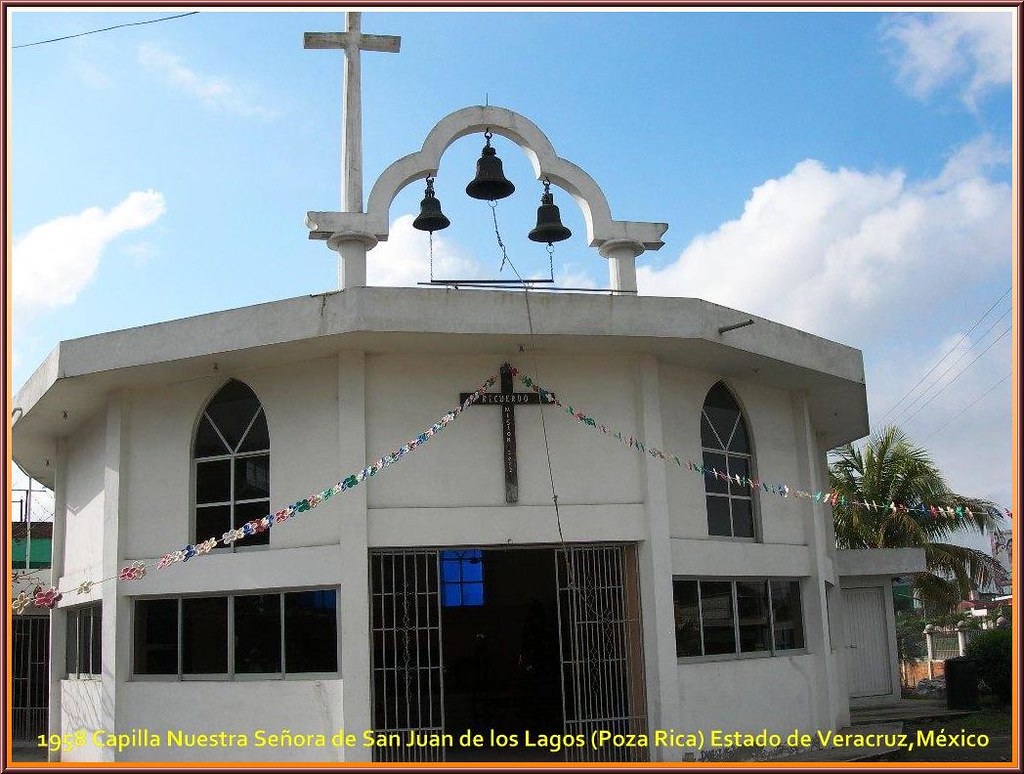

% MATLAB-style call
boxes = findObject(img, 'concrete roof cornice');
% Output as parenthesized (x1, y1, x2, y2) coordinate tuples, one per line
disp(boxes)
(12, 287, 869, 485)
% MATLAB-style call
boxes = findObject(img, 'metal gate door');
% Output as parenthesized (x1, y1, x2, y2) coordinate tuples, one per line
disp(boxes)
(556, 544, 647, 762)
(13, 616, 50, 741)
(370, 550, 445, 762)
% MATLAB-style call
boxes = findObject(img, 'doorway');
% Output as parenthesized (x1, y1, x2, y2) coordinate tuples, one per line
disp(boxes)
(441, 548, 562, 760)
(369, 543, 647, 762)
(844, 586, 893, 698)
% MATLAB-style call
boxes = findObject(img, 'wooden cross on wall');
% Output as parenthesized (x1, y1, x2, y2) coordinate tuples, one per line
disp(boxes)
(460, 363, 552, 504)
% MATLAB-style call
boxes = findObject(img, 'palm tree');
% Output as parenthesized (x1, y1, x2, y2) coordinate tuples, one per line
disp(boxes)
(829, 425, 1003, 613)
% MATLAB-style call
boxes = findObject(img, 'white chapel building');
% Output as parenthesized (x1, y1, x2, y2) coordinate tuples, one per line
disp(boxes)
(11, 15, 924, 764)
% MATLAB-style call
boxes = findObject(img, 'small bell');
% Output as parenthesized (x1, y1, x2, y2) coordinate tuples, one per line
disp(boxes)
(412, 177, 451, 233)
(466, 131, 515, 201)
(528, 180, 572, 244)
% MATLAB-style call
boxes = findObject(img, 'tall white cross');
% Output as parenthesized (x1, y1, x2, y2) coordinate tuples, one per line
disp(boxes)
(305, 12, 401, 213)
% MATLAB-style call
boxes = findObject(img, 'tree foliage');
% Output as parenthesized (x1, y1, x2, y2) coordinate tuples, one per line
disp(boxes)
(829, 425, 1002, 612)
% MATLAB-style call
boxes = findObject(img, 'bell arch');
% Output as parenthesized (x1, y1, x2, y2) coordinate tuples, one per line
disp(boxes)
(307, 105, 668, 251)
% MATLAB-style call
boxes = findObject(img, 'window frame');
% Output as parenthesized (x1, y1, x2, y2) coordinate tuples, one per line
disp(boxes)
(191, 382, 271, 552)
(65, 603, 102, 680)
(673, 576, 807, 663)
(440, 549, 485, 607)
(130, 587, 340, 682)
(700, 382, 760, 541)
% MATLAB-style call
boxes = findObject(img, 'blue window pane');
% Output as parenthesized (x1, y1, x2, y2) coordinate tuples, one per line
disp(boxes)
(462, 583, 484, 606)
(462, 560, 483, 582)
(442, 584, 462, 607)
(441, 560, 461, 582)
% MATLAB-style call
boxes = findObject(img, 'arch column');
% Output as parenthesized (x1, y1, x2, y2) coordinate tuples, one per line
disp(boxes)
(327, 231, 378, 290)
(599, 239, 644, 293)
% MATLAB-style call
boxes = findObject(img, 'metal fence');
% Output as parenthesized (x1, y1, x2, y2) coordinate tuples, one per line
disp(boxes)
(12, 616, 49, 741)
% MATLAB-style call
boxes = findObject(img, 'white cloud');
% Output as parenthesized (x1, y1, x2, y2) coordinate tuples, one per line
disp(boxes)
(13, 191, 166, 316)
(138, 43, 276, 120)
(637, 135, 1010, 346)
(367, 215, 484, 287)
(882, 12, 1012, 109)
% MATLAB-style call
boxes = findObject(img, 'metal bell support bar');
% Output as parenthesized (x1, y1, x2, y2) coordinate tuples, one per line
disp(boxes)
(528, 179, 572, 244)
(466, 130, 515, 201)
(412, 177, 451, 233)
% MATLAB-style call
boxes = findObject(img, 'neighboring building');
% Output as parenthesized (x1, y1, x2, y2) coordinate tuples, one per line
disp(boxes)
(11, 521, 53, 742)
(991, 529, 1012, 596)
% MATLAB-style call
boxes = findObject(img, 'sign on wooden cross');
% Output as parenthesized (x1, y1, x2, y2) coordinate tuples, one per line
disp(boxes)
(460, 363, 553, 504)
(304, 12, 401, 212)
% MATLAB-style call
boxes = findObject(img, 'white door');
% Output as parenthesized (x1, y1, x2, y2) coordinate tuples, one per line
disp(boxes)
(844, 586, 892, 698)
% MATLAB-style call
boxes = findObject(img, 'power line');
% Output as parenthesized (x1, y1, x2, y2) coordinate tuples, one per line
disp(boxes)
(887, 306, 1012, 428)
(875, 286, 1010, 426)
(13, 11, 199, 49)
(900, 325, 1012, 427)
(921, 371, 1011, 444)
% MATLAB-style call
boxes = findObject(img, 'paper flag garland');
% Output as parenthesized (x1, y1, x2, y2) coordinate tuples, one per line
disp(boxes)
(11, 364, 1010, 615)
(10, 371, 499, 613)
(507, 365, 1011, 523)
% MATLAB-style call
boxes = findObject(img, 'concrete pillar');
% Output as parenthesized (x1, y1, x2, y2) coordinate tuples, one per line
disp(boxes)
(47, 440, 67, 762)
(956, 621, 968, 657)
(327, 232, 378, 290)
(792, 393, 844, 728)
(634, 355, 683, 761)
(102, 392, 128, 761)
(925, 625, 935, 678)
(599, 239, 644, 293)
(337, 351, 371, 761)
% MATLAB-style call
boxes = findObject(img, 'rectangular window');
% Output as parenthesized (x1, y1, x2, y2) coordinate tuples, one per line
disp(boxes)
(672, 580, 702, 657)
(771, 580, 805, 651)
(134, 598, 179, 675)
(440, 549, 485, 607)
(133, 588, 338, 679)
(285, 589, 338, 673)
(673, 577, 804, 659)
(65, 604, 101, 678)
(699, 581, 736, 655)
(235, 594, 281, 674)
(182, 597, 228, 675)
(736, 580, 771, 653)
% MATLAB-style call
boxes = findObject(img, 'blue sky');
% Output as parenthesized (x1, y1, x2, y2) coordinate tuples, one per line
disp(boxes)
(8, 8, 1015, 546)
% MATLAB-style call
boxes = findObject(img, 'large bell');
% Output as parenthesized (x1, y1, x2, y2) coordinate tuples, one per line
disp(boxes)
(528, 182, 572, 244)
(465, 131, 515, 201)
(412, 178, 451, 233)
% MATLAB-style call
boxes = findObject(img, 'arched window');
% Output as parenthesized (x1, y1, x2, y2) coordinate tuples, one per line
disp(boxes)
(193, 380, 270, 548)
(701, 382, 756, 539)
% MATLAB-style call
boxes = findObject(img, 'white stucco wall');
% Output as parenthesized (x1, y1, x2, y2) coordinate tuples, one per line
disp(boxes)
(123, 357, 342, 560)
(62, 412, 105, 581)
(58, 680, 343, 762)
(676, 654, 822, 738)
(46, 343, 853, 762)
(659, 367, 805, 545)
(365, 353, 644, 513)
(60, 679, 105, 762)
